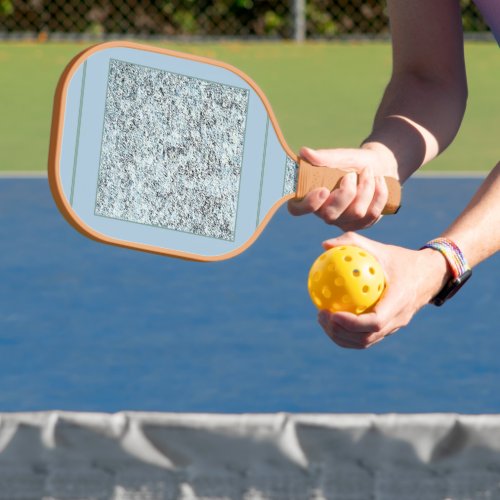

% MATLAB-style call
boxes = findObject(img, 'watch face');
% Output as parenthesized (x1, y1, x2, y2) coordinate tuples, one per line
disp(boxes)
(432, 269, 472, 306)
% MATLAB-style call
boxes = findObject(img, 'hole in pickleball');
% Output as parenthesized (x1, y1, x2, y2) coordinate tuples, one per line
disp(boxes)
(359, 251, 367, 257)
(313, 271, 321, 282)
(333, 303, 342, 311)
(342, 295, 351, 304)
(356, 306, 366, 314)
(352, 269, 360, 277)
(344, 256, 352, 262)
(362, 285, 369, 293)
(369, 267, 376, 275)
(322, 286, 332, 299)
(334, 277, 344, 286)
(378, 284, 382, 291)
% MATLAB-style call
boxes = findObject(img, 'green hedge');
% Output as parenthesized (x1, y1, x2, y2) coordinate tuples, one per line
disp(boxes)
(0, 0, 490, 38)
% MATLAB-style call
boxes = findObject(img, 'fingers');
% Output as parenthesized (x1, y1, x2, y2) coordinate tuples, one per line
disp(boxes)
(289, 170, 386, 229)
(288, 169, 388, 231)
(314, 172, 356, 223)
(289, 147, 390, 230)
(318, 308, 398, 349)
(347, 165, 376, 220)
(368, 176, 389, 219)
(331, 311, 386, 334)
(322, 231, 377, 253)
(337, 174, 388, 230)
(327, 169, 388, 231)
(288, 147, 361, 217)
(288, 187, 330, 216)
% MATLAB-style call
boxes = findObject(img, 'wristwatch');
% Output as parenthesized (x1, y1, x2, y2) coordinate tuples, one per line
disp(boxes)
(421, 238, 472, 306)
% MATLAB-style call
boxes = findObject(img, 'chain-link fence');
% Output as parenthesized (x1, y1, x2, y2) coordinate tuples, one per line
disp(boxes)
(0, 0, 491, 40)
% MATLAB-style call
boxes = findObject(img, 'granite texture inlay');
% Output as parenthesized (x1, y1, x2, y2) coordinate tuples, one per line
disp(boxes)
(283, 156, 299, 196)
(95, 59, 249, 241)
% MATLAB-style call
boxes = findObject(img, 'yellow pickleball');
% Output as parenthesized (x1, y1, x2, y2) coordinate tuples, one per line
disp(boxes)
(308, 245, 385, 314)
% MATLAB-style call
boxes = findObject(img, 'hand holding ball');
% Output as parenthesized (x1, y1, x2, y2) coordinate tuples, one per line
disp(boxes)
(308, 245, 385, 314)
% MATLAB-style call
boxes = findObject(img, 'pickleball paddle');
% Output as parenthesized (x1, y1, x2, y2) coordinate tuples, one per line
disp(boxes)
(48, 41, 401, 262)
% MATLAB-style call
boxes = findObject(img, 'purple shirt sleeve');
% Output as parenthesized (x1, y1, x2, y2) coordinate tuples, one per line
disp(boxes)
(473, 0, 500, 45)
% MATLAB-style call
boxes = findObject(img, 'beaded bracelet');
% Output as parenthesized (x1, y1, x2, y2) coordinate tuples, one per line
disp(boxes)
(420, 237, 472, 306)
(421, 238, 470, 278)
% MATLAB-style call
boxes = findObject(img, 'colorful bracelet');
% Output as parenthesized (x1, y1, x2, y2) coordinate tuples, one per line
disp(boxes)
(421, 238, 470, 279)
(420, 238, 472, 306)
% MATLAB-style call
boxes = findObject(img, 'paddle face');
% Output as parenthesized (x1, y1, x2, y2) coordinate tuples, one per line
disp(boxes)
(49, 42, 298, 262)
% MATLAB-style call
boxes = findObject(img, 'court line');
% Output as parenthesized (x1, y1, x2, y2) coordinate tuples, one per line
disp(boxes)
(0, 171, 48, 178)
(0, 170, 488, 179)
(414, 170, 487, 178)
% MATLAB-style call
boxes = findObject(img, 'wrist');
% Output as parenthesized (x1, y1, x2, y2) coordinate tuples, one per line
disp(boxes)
(361, 141, 399, 178)
(418, 248, 453, 303)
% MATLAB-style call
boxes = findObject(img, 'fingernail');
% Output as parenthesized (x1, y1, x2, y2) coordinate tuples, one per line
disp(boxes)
(319, 189, 329, 200)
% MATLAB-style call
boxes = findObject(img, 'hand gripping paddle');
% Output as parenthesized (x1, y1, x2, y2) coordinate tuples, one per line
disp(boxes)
(48, 42, 401, 262)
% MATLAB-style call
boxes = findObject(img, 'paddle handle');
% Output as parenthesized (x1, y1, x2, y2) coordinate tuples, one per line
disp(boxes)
(295, 158, 401, 215)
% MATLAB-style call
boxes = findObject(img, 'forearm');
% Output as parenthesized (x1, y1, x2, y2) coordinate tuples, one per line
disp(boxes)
(361, 0, 467, 182)
(413, 163, 500, 307)
(441, 162, 500, 267)
(363, 73, 467, 181)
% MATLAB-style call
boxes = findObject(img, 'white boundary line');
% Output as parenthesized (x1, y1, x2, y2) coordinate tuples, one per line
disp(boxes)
(0, 171, 47, 178)
(0, 171, 488, 179)
(414, 170, 487, 178)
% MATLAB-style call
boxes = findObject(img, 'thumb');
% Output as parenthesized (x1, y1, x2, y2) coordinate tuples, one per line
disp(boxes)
(322, 233, 386, 262)
(299, 147, 366, 171)
(322, 231, 367, 250)
(299, 146, 330, 166)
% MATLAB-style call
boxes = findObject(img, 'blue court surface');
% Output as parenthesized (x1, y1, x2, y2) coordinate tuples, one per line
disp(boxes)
(0, 176, 498, 413)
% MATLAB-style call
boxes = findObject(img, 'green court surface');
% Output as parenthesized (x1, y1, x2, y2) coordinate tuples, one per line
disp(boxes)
(0, 41, 497, 173)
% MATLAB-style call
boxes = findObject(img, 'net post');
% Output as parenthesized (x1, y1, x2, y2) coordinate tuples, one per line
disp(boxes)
(292, 0, 306, 42)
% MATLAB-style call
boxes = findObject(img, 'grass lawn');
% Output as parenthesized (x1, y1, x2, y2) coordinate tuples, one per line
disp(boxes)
(0, 41, 497, 172)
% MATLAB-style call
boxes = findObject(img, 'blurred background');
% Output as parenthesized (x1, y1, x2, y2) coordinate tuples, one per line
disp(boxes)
(0, 0, 492, 40)
(0, 1, 497, 176)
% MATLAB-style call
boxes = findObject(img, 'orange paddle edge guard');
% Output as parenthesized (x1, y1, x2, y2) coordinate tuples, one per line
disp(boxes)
(48, 41, 401, 262)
